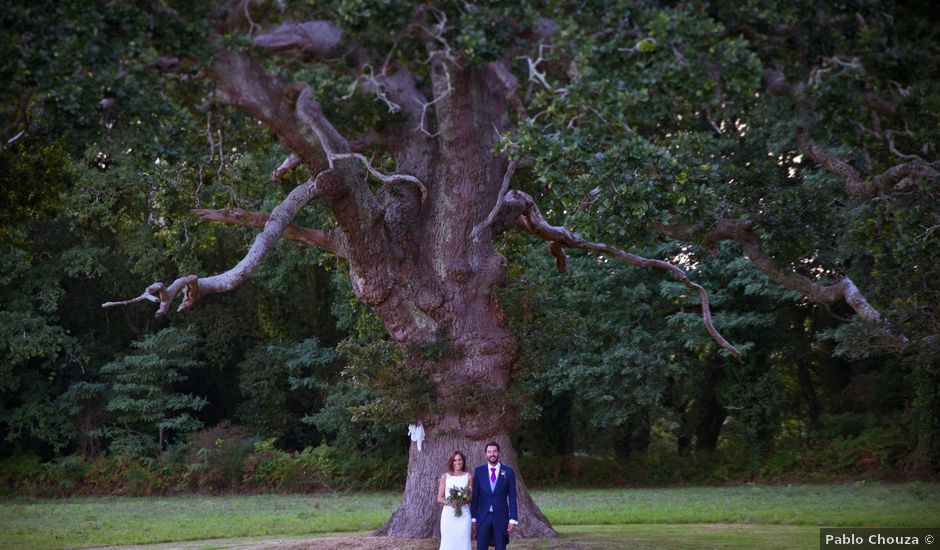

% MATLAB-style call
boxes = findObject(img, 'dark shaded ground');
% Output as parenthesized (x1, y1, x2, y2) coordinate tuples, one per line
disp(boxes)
(84, 523, 825, 549)
(248, 535, 597, 549)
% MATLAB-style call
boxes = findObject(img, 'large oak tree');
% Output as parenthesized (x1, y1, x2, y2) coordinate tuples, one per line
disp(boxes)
(98, 0, 938, 538)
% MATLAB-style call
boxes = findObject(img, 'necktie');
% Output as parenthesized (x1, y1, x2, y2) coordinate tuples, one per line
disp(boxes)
(490, 467, 496, 483)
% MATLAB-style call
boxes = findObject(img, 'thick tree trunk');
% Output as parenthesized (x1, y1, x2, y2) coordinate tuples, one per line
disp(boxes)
(359, 184, 558, 538)
(374, 420, 557, 538)
(356, 59, 559, 538)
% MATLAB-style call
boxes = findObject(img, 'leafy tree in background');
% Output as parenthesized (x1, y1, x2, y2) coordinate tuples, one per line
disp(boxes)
(1, 0, 343, 458)
(506, 243, 792, 460)
(1, 0, 207, 455)
(95, 328, 207, 456)
(237, 337, 337, 449)
(507, 238, 916, 480)
(302, 273, 411, 458)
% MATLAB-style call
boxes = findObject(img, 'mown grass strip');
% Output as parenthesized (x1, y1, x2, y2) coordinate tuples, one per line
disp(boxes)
(1, 483, 937, 548)
(535, 483, 940, 526)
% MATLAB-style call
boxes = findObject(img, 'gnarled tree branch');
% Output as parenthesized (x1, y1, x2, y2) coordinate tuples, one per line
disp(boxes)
(489, 61, 526, 119)
(763, 69, 804, 98)
(796, 123, 938, 196)
(498, 190, 741, 358)
(218, 0, 270, 34)
(471, 160, 518, 242)
(1, 89, 35, 150)
(652, 219, 911, 351)
(272, 153, 301, 180)
(295, 85, 426, 203)
(103, 173, 337, 316)
(209, 50, 326, 170)
(763, 70, 939, 196)
(295, 85, 350, 161)
(253, 20, 342, 56)
(741, 24, 799, 50)
(862, 92, 897, 117)
(192, 207, 347, 258)
(331, 153, 427, 201)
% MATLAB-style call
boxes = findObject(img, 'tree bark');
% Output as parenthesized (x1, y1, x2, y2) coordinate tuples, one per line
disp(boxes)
(361, 263, 556, 538)
(362, 241, 556, 538)
(356, 61, 556, 538)
(374, 418, 557, 538)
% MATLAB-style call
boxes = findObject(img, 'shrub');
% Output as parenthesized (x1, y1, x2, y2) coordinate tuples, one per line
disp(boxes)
(0, 453, 46, 495)
(82, 454, 128, 494)
(186, 422, 254, 491)
(244, 440, 323, 492)
(43, 455, 89, 495)
(358, 452, 407, 489)
(519, 455, 630, 486)
(123, 460, 162, 496)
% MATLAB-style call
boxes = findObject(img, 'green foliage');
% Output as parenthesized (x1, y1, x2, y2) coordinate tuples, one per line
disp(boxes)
(0, 437, 405, 497)
(95, 328, 207, 456)
(331, 271, 450, 427)
(0, 219, 83, 451)
(244, 438, 320, 491)
(508, 241, 792, 459)
(451, 2, 538, 66)
(237, 338, 338, 449)
(336, 337, 434, 423)
(305, 380, 400, 456)
(187, 422, 255, 491)
(719, 359, 784, 458)
(2, 0, 938, 489)
(243, 439, 405, 491)
(0, 453, 47, 495)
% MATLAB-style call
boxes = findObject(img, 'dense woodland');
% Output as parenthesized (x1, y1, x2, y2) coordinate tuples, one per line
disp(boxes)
(1, 0, 939, 537)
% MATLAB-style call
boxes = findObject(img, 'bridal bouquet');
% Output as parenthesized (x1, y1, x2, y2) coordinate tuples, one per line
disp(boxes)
(446, 486, 471, 517)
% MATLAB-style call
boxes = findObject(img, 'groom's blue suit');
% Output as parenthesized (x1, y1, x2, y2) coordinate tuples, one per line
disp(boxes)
(470, 463, 518, 550)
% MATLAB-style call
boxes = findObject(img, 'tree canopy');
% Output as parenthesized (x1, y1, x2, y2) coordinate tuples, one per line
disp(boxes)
(1, 0, 938, 538)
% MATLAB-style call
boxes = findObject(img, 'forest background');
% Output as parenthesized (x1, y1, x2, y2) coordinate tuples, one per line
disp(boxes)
(1, 0, 938, 500)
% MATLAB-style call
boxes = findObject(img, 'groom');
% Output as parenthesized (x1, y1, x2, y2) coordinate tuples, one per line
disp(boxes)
(470, 441, 518, 550)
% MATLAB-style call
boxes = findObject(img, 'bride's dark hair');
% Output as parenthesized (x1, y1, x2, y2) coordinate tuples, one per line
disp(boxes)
(447, 450, 468, 473)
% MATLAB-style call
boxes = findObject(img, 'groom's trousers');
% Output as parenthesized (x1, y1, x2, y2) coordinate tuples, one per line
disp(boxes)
(476, 512, 508, 550)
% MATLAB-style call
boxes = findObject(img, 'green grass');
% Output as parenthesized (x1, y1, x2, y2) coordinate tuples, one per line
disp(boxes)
(535, 482, 940, 526)
(0, 493, 398, 549)
(1, 483, 937, 548)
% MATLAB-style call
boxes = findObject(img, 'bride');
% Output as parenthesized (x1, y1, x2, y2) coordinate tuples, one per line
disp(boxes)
(437, 450, 472, 550)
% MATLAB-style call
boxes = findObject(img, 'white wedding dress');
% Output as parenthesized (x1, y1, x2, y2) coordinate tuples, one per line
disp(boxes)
(440, 473, 471, 550)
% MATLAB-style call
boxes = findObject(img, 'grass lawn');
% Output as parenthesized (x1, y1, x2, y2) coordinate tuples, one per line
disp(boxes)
(1, 483, 937, 549)
(536, 483, 940, 526)
(0, 493, 398, 548)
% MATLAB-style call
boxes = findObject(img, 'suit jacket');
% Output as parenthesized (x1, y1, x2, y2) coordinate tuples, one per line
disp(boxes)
(470, 463, 518, 527)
